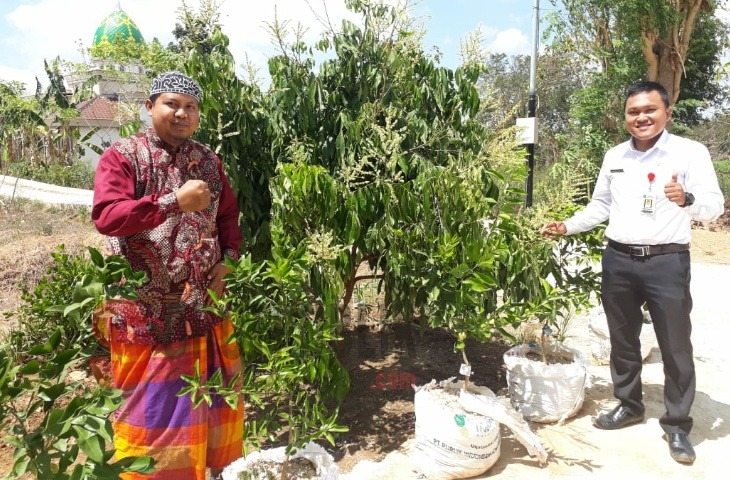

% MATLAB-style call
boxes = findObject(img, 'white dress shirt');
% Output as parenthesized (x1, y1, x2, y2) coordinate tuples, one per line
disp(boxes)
(564, 130, 725, 245)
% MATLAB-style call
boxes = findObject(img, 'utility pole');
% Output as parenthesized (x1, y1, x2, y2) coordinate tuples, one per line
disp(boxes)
(524, 0, 540, 207)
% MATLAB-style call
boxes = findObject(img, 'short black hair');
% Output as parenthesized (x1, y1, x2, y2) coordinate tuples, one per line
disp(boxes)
(625, 81, 671, 108)
(149, 93, 161, 103)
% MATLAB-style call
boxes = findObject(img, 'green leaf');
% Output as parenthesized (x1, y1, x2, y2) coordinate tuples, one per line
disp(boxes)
(19, 359, 41, 374)
(448, 263, 470, 279)
(88, 247, 105, 268)
(124, 455, 157, 473)
(28, 328, 63, 355)
(73, 425, 105, 463)
(464, 272, 498, 292)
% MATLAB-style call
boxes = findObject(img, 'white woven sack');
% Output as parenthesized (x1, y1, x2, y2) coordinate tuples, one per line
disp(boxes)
(503, 343, 588, 424)
(222, 442, 339, 480)
(588, 309, 656, 364)
(413, 379, 500, 479)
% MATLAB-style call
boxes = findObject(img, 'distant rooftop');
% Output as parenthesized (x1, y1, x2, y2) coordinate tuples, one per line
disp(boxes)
(76, 95, 119, 122)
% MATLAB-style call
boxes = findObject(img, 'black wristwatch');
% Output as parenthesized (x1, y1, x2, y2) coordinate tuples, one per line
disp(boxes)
(681, 192, 695, 208)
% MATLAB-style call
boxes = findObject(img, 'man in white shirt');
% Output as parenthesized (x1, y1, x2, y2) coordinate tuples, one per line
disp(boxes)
(542, 80, 724, 464)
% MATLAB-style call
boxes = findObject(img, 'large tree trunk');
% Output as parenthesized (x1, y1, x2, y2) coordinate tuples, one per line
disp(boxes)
(641, 0, 710, 104)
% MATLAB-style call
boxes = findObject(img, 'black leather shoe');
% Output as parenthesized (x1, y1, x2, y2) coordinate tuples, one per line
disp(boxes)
(666, 433, 696, 464)
(592, 405, 644, 430)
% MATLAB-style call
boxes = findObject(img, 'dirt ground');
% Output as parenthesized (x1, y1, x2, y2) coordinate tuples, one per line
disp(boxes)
(1, 198, 729, 479)
(338, 259, 730, 480)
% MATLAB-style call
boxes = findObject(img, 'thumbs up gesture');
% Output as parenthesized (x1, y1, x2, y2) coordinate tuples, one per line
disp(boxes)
(664, 172, 687, 206)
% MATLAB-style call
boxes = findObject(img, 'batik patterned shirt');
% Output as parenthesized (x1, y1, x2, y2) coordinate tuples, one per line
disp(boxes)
(92, 128, 242, 344)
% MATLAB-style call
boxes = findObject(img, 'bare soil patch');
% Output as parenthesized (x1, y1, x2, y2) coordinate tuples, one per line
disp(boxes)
(0, 199, 105, 325)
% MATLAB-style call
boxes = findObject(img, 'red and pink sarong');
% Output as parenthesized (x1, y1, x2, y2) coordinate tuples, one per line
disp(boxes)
(111, 319, 243, 479)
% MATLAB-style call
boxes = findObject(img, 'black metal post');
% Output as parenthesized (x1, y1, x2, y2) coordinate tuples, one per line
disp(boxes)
(526, 94, 537, 207)
(525, 0, 540, 208)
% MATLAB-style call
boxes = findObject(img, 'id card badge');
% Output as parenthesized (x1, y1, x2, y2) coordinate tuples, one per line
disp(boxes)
(641, 194, 656, 216)
(641, 172, 657, 216)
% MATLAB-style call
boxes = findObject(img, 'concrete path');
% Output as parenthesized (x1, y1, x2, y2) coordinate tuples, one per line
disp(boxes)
(0, 175, 93, 206)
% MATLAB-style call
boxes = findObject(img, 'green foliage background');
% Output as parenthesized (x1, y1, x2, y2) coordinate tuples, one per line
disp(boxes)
(178, 0, 605, 454)
(714, 160, 730, 198)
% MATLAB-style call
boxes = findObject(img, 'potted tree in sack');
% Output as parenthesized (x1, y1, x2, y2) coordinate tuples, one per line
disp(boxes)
(503, 318, 589, 424)
(502, 228, 603, 424)
(588, 304, 656, 365)
(377, 159, 578, 477)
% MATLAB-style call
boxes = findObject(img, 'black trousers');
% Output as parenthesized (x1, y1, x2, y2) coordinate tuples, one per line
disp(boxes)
(601, 245, 694, 435)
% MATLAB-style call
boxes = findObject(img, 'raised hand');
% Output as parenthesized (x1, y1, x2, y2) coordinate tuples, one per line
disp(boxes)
(176, 180, 211, 212)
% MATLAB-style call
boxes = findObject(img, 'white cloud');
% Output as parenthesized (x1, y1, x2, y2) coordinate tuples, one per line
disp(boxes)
(219, 0, 363, 78)
(0, 65, 37, 91)
(487, 27, 530, 55)
(3, 0, 158, 93)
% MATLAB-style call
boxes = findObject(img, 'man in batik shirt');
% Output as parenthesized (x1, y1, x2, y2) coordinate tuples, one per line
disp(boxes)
(92, 71, 243, 480)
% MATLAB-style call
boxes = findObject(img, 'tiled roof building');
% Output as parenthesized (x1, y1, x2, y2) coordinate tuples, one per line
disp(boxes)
(64, 1, 148, 165)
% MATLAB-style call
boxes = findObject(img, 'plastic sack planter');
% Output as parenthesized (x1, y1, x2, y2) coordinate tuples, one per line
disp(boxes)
(412, 379, 501, 479)
(503, 342, 588, 424)
(222, 442, 339, 480)
(588, 308, 656, 365)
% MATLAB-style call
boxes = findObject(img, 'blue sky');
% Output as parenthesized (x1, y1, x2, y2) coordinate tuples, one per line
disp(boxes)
(0, 0, 544, 93)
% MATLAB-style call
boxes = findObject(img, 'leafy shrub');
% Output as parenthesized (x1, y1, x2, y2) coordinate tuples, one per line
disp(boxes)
(0, 249, 152, 479)
(5, 245, 146, 360)
(0, 331, 155, 479)
(3, 159, 95, 190)
(715, 160, 730, 199)
(5, 245, 96, 357)
(188, 247, 349, 455)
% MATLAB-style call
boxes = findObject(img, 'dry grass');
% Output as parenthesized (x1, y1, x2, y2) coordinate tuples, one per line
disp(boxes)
(0, 198, 104, 327)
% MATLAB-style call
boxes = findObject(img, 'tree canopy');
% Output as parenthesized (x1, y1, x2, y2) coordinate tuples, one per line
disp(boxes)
(547, 0, 728, 109)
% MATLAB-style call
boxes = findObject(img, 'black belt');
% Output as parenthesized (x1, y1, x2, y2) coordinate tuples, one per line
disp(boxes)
(607, 239, 689, 257)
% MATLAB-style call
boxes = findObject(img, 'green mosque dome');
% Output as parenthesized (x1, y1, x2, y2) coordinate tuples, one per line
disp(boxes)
(92, 3, 145, 48)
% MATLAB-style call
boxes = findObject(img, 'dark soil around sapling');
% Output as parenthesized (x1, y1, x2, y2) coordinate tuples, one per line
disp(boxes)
(524, 349, 576, 365)
(330, 322, 510, 466)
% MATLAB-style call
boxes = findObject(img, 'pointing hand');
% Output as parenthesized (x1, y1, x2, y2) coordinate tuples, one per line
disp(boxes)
(541, 221, 566, 239)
